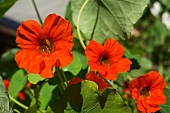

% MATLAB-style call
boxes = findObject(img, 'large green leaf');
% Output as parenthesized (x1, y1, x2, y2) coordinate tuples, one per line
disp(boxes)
(0, 0, 17, 18)
(0, 76, 13, 113)
(70, 0, 148, 43)
(8, 69, 27, 98)
(51, 80, 132, 113)
(160, 88, 170, 113)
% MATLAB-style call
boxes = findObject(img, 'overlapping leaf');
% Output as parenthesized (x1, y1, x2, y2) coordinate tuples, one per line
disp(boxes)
(50, 80, 132, 113)
(70, 0, 148, 43)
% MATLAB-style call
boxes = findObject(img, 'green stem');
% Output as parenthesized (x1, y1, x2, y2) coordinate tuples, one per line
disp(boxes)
(98, 73, 112, 87)
(77, 0, 89, 50)
(13, 109, 20, 113)
(56, 68, 66, 88)
(114, 81, 124, 88)
(9, 95, 28, 110)
(32, 0, 43, 25)
(24, 89, 35, 100)
(61, 69, 68, 86)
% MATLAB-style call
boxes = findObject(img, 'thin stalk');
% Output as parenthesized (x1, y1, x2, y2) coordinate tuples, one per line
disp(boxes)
(9, 95, 28, 110)
(98, 73, 112, 87)
(114, 81, 124, 88)
(77, 0, 89, 50)
(32, 0, 43, 25)
(13, 109, 20, 113)
(24, 89, 35, 100)
(61, 69, 68, 85)
(56, 68, 67, 88)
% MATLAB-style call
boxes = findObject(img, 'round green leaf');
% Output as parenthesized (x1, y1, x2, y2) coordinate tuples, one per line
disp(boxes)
(28, 73, 45, 85)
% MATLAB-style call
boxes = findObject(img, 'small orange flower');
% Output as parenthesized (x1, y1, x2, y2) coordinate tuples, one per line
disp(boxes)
(86, 72, 110, 92)
(128, 71, 166, 113)
(85, 38, 132, 80)
(15, 13, 74, 78)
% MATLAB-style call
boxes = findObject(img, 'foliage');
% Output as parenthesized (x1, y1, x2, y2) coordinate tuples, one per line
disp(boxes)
(0, 0, 170, 113)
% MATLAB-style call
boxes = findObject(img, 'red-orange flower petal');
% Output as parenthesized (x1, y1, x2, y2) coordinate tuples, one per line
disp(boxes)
(15, 13, 74, 78)
(3, 79, 9, 91)
(16, 20, 44, 49)
(18, 91, 25, 101)
(86, 72, 110, 91)
(104, 38, 124, 63)
(85, 38, 132, 80)
(68, 77, 83, 86)
(114, 58, 132, 73)
(129, 71, 166, 113)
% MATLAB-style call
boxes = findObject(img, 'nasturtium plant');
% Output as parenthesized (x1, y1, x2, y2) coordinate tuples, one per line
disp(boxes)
(0, 0, 169, 113)
(70, 0, 148, 43)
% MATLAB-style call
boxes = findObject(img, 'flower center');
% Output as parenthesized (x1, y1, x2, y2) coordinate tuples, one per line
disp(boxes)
(40, 39, 53, 53)
(140, 87, 150, 97)
(99, 56, 110, 66)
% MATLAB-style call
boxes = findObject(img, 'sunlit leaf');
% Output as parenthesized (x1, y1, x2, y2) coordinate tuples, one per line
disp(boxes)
(39, 82, 58, 110)
(70, 0, 148, 43)
(8, 69, 27, 98)
(63, 53, 82, 76)
(51, 80, 132, 113)
(0, 76, 13, 113)
(28, 73, 45, 85)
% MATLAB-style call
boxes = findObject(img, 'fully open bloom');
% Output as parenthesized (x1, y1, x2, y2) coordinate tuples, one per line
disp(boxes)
(85, 38, 132, 80)
(128, 71, 166, 113)
(15, 13, 74, 78)
(86, 72, 110, 92)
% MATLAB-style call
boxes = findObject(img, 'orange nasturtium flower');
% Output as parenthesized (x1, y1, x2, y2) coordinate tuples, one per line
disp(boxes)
(128, 71, 166, 113)
(85, 38, 132, 80)
(15, 13, 74, 78)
